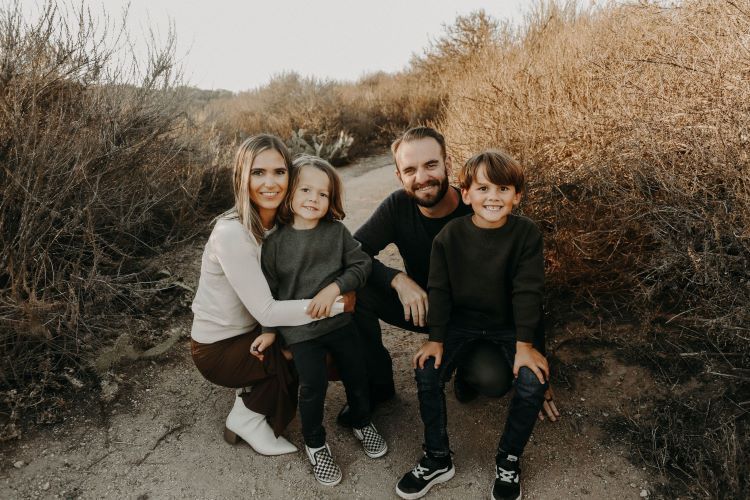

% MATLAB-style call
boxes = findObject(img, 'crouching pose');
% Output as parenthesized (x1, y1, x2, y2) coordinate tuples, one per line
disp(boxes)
(397, 150, 548, 500)
(258, 156, 387, 486)
(190, 135, 352, 457)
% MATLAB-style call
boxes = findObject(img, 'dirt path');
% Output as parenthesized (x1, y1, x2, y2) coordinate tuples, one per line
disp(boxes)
(1, 155, 659, 499)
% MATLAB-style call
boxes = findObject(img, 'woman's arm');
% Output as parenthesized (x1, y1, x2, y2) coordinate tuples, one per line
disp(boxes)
(212, 220, 341, 327)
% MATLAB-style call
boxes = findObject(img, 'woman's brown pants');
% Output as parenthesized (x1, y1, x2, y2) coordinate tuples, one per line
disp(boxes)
(191, 328, 298, 436)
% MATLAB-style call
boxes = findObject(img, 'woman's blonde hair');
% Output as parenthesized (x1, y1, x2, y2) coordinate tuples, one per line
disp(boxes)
(278, 155, 345, 225)
(229, 134, 293, 242)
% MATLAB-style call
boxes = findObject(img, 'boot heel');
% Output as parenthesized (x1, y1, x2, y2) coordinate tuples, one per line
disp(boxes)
(224, 427, 241, 445)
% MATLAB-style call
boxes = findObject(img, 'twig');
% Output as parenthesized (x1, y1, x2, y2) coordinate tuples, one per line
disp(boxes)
(132, 423, 184, 466)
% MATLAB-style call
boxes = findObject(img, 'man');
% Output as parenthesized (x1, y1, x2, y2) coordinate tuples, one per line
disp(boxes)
(338, 127, 558, 426)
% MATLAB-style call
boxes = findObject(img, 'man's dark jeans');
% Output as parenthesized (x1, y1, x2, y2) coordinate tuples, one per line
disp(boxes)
(353, 281, 427, 401)
(415, 326, 547, 458)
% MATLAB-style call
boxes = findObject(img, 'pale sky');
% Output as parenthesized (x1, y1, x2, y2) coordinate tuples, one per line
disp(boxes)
(22, 0, 535, 92)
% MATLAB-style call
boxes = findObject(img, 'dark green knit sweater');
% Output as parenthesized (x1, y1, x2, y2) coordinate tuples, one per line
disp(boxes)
(426, 214, 544, 344)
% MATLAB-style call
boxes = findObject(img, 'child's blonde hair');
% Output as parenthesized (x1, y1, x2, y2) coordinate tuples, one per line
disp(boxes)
(459, 149, 525, 192)
(278, 155, 346, 224)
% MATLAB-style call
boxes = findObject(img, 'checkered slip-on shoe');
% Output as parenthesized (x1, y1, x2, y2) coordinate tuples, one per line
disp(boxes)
(353, 422, 388, 458)
(305, 444, 342, 486)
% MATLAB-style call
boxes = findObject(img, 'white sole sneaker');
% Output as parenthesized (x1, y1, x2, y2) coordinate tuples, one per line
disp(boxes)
(396, 465, 455, 499)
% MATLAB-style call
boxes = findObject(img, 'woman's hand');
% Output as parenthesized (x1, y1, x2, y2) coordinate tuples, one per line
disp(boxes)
(250, 332, 276, 362)
(308, 283, 341, 318)
(513, 341, 549, 385)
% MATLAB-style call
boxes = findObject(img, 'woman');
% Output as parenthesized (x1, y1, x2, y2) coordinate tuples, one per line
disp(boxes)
(190, 134, 350, 456)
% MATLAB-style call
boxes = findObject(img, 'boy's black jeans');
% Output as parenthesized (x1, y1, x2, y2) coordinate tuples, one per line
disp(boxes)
(289, 322, 370, 448)
(415, 326, 547, 458)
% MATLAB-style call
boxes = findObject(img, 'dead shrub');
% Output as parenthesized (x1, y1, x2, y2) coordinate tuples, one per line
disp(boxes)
(0, 2, 211, 438)
(200, 69, 442, 161)
(428, 1, 749, 496)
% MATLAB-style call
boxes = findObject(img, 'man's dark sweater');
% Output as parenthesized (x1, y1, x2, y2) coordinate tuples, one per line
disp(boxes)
(261, 220, 371, 345)
(427, 214, 544, 344)
(353, 187, 472, 290)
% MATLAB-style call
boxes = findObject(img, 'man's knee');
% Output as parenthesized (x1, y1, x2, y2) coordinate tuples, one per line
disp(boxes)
(514, 367, 547, 402)
(462, 343, 512, 398)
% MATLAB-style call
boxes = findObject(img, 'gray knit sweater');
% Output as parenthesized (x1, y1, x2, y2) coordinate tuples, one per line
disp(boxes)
(260, 220, 371, 345)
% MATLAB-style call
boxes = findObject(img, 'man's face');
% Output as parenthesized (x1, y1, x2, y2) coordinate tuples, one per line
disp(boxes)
(394, 138, 450, 208)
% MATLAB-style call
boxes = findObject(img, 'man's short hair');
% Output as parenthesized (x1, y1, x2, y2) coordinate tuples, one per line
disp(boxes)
(459, 149, 525, 192)
(391, 126, 447, 168)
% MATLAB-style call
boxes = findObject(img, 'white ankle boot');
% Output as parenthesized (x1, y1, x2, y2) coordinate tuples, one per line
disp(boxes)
(223, 393, 297, 456)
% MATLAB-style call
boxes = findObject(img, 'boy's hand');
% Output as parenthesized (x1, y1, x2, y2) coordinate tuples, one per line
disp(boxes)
(391, 272, 428, 327)
(308, 283, 341, 319)
(250, 332, 276, 362)
(412, 341, 443, 369)
(513, 341, 549, 385)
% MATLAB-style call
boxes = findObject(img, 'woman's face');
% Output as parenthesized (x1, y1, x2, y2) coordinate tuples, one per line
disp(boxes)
(248, 148, 289, 216)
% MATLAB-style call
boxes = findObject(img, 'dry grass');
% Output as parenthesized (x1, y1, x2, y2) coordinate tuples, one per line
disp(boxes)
(432, 1, 749, 496)
(0, 2, 215, 438)
(198, 70, 442, 161)
(2, 0, 748, 495)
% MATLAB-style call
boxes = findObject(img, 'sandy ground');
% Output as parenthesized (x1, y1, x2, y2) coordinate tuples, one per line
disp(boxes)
(0, 154, 661, 499)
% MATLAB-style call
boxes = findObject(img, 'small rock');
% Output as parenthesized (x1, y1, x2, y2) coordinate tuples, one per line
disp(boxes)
(640, 489, 649, 497)
(42, 482, 50, 491)
(630, 483, 637, 488)
(286, 463, 291, 470)
(13, 460, 24, 469)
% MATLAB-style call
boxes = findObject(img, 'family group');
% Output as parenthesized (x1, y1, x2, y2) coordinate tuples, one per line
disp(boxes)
(190, 127, 559, 499)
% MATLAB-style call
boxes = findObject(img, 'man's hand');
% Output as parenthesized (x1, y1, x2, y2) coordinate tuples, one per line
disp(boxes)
(538, 386, 561, 422)
(513, 341, 549, 385)
(412, 340, 443, 369)
(250, 332, 276, 362)
(308, 283, 341, 318)
(391, 272, 428, 327)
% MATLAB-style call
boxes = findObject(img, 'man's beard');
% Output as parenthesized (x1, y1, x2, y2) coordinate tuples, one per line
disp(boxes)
(408, 176, 450, 208)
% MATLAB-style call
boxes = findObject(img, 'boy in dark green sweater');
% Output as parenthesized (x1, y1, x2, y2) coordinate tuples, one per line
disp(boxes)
(396, 150, 548, 500)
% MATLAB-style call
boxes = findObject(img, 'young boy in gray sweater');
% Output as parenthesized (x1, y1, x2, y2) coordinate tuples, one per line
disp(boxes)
(397, 150, 548, 500)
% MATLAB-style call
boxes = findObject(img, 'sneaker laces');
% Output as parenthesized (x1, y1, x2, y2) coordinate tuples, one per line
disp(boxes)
(496, 454, 519, 484)
(411, 463, 430, 478)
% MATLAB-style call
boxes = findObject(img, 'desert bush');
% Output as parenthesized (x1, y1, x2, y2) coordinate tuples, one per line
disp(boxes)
(0, 2, 211, 438)
(432, 1, 749, 495)
(200, 69, 442, 161)
(288, 129, 354, 166)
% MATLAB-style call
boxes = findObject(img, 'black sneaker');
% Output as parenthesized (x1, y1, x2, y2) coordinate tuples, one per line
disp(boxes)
(353, 422, 388, 458)
(396, 453, 455, 499)
(453, 368, 478, 403)
(492, 453, 521, 500)
(305, 444, 342, 486)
